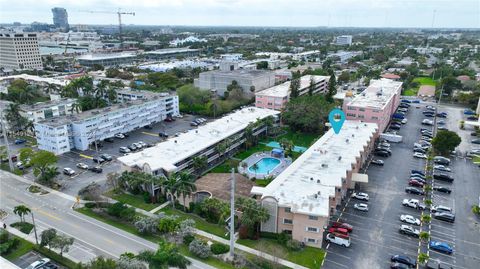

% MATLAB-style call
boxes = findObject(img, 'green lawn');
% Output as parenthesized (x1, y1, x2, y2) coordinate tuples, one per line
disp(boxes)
(10, 222, 34, 234)
(275, 129, 319, 147)
(159, 207, 229, 239)
(2, 233, 34, 261)
(403, 88, 418, 96)
(237, 238, 325, 269)
(104, 191, 160, 211)
(413, 77, 437, 86)
(473, 155, 480, 163)
(254, 178, 272, 187)
(209, 159, 240, 173)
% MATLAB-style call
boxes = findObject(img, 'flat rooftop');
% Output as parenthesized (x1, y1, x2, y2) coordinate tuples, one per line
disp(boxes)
(0, 74, 69, 86)
(145, 48, 200, 55)
(201, 69, 274, 79)
(36, 93, 176, 127)
(19, 98, 75, 112)
(252, 121, 378, 217)
(256, 75, 329, 98)
(345, 78, 402, 110)
(118, 107, 280, 173)
(77, 53, 137, 61)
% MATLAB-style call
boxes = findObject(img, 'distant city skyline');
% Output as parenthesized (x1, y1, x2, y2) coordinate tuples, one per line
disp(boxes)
(0, 0, 479, 28)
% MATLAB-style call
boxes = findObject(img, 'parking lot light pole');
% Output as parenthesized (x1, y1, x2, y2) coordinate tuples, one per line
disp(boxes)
(0, 110, 14, 171)
(31, 212, 39, 245)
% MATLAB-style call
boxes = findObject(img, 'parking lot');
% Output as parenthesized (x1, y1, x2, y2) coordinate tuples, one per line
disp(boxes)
(14, 251, 65, 269)
(323, 102, 480, 269)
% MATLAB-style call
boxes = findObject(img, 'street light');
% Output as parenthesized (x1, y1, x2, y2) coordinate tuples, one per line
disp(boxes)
(0, 109, 14, 171)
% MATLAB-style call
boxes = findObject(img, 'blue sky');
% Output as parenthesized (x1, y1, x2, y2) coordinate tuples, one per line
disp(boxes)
(1, 0, 479, 28)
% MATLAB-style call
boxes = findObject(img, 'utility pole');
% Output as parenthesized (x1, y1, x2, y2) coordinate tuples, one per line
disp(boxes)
(229, 168, 235, 258)
(31, 212, 39, 245)
(0, 110, 14, 171)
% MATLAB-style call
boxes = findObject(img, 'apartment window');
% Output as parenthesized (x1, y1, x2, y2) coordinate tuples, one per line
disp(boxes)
(359, 108, 365, 112)
(346, 113, 356, 117)
(371, 116, 379, 120)
(283, 219, 293, 225)
(306, 238, 317, 243)
(284, 207, 291, 213)
(358, 115, 365, 119)
(347, 106, 356, 111)
(308, 215, 318, 220)
(306, 227, 319, 233)
(372, 109, 380, 113)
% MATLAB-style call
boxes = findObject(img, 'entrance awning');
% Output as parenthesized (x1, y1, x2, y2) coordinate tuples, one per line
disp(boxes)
(352, 173, 368, 183)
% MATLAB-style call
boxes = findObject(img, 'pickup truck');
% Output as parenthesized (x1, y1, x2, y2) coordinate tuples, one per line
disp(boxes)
(402, 199, 426, 210)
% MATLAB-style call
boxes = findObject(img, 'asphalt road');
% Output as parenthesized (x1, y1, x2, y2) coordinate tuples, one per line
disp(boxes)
(0, 170, 214, 269)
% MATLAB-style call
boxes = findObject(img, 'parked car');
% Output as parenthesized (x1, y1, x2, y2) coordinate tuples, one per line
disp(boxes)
(371, 159, 384, 166)
(405, 187, 424, 195)
(471, 132, 478, 136)
(400, 214, 420, 226)
(433, 173, 454, 182)
(431, 205, 452, 213)
(325, 233, 350, 247)
(429, 241, 453, 254)
(433, 212, 455, 223)
(438, 126, 448, 130)
(76, 163, 89, 170)
(14, 138, 27, 144)
(374, 150, 390, 157)
(409, 177, 426, 184)
(389, 125, 401, 130)
(411, 170, 425, 176)
(390, 262, 410, 269)
(354, 203, 369, 212)
(437, 120, 446, 125)
(16, 161, 24, 170)
(104, 137, 115, 143)
(399, 225, 420, 238)
(26, 258, 51, 269)
(114, 133, 125, 139)
(413, 152, 427, 159)
(464, 109, 475, 115)
(144, 124, 153, 129)
(328, 227, 349, 235)
(158, 132, 169, 138)
(331, 221, 353, 232)
(437, 112, 448, 118)
(119, 147, 130, 153)
(401, 118, 408, 124)
(190, 121, 198, 126)
(128, 144, 137, 151)
(92, 156, 105, 164)
(89, 166, 103, 173)
(413, 148, 426, 154)
(422, 119, 434, 125)
(434, 165, 451, 172)
(472, 139, 480, 144)
(425, 260, 452, 269)
(408, 179, 424, 187)
(63, 167, 75, 176)
(402, 199, 426, 210)
(433, 185, 452, 194)
(100, 154, 112, 161)
(390, 254, 416, 267)
(434, 157, 450, 165)
(351, 192, 369, 201)
(467, 116, 479, 121)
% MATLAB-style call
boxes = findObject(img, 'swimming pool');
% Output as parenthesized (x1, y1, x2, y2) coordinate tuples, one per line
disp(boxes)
(265, 141, 307, 153)
(248, 157, 281, 174)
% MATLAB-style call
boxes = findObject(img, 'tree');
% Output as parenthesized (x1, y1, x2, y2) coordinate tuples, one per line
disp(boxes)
(188, 239, 211, 259)
(70, 102, 82, 114)
(338, 71, 350, 84)
(191, 156, 207, 176)
(177, 219, 195, 238)
(279, 138, 294, 157)
(236, 197, 269, 238)
(18, 148, 34, 164)
(117, 255, 147, 269)
(418, 253, 429, 265)
(13, 205, 31, 223)
(30, 150, 58, 182)
(164, 174, 179, 209)
(419, 231, 430, 242)
(106, 68, 120, 78)
(4, 103, 29, 133)
(51, 234, 74, 256)
(79, 256, 118, 269)
(134, 217, 159, 235)
(107, 202, 136, 221)
(78, 182, 102, 201)
(308, 77, 316, 96)
(157, 215, 180, 234)
(256, 61, 268, 69)
(282, 95, 334, 133)
(326, 74, 337, 102)
(431, 130, 461, 155)
(137, 240, 191, 269)
(40, 228, 57, 249)
(175, 172, 197, 210)
(289, 78, 300, 99)
(251, 163, 259, 177)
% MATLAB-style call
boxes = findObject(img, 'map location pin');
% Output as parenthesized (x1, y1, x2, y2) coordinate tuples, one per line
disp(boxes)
(328, 108, 346, 134)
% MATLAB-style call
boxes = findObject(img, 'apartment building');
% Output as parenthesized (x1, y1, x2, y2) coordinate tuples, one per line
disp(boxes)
(255, 75, 330, 110)
(0, 32, 43, 70)
(35, 93, 179, 155)
(251, 121, 378, 247)
(118, 107, 280, 177)
(194, 69, 276, 97)
(342, 78, 402, 132)
(19, 98, 77, 123)
(336, 35, 353, 46)
(0, 74, 69, 94)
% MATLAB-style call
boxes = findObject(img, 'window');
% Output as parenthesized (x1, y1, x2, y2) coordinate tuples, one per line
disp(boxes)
(306, 227, 319, 233)
(308, 215, 318, 220)
(306, 238, 317, 243)
(284, 207, 291, 213)
(347, 106, 356, 111)
(283, 219, 293, 224)
(347, 113, 356, 117)
(371, 116, 379, 120)
(359, 108, 365, 112)
(358, 115, 365, 119)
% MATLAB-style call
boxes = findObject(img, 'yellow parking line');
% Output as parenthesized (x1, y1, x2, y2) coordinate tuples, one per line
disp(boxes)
(141, 131, 158, 137)
(79, 154, 93, 159)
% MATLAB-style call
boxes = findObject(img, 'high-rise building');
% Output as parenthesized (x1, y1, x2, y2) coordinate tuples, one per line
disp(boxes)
(51, 7, 69, 31)
(0, 32, 43, 70)
(336, 35, 353, 46)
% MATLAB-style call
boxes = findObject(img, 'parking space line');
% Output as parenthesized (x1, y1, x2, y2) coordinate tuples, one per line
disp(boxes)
(323, 259, 350, 268)
(326, 250, 352, 260)
(79, 154, 93, 159)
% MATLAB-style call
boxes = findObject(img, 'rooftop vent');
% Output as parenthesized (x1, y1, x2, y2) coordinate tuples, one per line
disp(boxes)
(321, 163, 328, 168)
(316, 179, 320, 183)
(174, 140, 177, 143)
(346, 139, 350, 143)
(314, 194, 318, 198)
(352, 134, 355, 137)
(195, 130, 198, 133)
(338, 156, 342, 161)
(310, 177, 313, 181)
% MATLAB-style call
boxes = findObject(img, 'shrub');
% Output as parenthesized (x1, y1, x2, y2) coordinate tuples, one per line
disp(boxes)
(183, 234, 195, 245)
(178, 219, 196, 237)
(84, 202, 96, 208)
(134, 217, 158, 235)
(78, 182, 102, 201)
(189, 239, 211, 259)
(142, 192, 151, 204)
(210, 242, 229, 255)
(285, 239, 302, 251)
(107, 202, 136, 221)
(276, 231, 291, 245)
(158, 215, 180, 234)
(10, 222, 34, 234)
(0, 230, 20, 255)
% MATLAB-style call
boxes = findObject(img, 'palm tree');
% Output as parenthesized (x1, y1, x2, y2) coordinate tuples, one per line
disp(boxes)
(418, 253, 429, 265)
(421, 214, 431, 224)
(21, 85, 39, 105)
(5, 103, 29, 133)
(279, 138, 294, 157)
(191, 156, 207, 177)
(106, 86, 117, 103)
(69, 102, 82, 114)
(244, 124, 254, 150)
(175, 172, 197, 211)
(236, 197, 269, 237)
(45, 84, 58, 94)
(13, 205, 31, 223)
(251, 163, 259, 178)
(137, 240, 190, 269)
(164, 174, 179, 209)
(419, 231, 430, 242)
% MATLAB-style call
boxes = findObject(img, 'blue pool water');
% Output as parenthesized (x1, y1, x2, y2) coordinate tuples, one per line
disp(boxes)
(248, 157, 281, 174)
(265, 141, 307, 153)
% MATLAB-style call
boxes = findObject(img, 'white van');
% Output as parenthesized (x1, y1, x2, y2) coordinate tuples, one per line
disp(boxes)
(325, 233, 351, 247)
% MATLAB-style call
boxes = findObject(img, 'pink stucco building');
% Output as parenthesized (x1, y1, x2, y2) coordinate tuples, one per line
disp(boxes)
(255, 75, 329, 111)
(342, 78, 402, 132)
(251, 121, 378, 248)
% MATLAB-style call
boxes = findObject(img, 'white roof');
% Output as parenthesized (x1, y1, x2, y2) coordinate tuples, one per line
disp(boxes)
(345, 78, 402, 110)
(0, 74, 69, 86)
(77, 53, 136, 60)
(256, 75, 329, 98)
(118, 107, 280, 172)
(255, 121, 378, 217)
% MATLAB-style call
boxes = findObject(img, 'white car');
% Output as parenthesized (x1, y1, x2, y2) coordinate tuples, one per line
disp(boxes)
(422, 119, 433, 125)
(351, 192, 369, 201)
(401, 119, 408, 124)
(76, 162, 89, 170)
(413, 152, 427, 159)
(431, 205, 453, 213)
(63, 167, 75, 176)
(325, 233, 351, 247)
(115, 133, 125, 139)
(26, 258, 50, 269)
(434, 165, 451, 172)
(354, 203, 369, 212)
(400, 214, 421, 226)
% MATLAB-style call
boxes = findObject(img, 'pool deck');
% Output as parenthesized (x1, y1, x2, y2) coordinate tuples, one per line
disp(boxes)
(238, 151, 292, 179)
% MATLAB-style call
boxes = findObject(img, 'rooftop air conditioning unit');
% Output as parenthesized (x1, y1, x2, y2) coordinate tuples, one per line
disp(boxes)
(316, 180, 320, 183)
(338, 156, 342, 161)
(321, 163, 328, 168)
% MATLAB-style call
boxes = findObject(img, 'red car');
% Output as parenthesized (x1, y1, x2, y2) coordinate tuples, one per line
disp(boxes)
(331, 221, 353, 232)
(409, 179, 424, 187)
(328, 227, 349, 235)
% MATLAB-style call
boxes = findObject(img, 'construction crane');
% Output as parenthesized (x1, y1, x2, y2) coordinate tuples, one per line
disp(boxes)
(81, 9, 135, 49)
